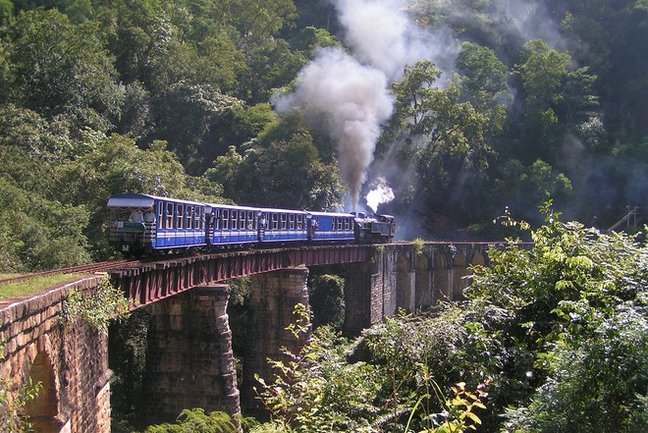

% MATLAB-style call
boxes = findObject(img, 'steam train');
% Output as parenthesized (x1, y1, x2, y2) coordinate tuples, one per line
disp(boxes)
(107, 193, 396, 256)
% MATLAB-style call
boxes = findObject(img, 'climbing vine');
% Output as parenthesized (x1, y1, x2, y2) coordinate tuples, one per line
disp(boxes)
(60, 276, 130, 333)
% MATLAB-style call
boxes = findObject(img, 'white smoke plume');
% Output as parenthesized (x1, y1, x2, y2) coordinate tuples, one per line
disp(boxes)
(336, 0, 436, 80)
(273, 48, 393, 206)
(274, 0, 450, 209)
(366, 176, 395, 213)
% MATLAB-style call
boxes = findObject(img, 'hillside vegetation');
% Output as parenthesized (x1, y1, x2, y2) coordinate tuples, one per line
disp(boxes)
(0, 0, 646, 271)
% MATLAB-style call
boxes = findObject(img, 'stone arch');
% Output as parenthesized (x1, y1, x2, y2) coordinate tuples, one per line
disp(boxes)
(452, 251, 468, 299)
(396, 252, 414, 311)
(432, 252, 449, 302)
(463, 250, 487, 292)
(24, 351, 61, 433)
(414, 253, 432, 308)
(471, 250, 486, 266)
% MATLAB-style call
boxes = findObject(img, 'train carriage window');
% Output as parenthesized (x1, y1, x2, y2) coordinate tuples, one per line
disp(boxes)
(157, 202, 164, 229)
(213, 210, 220, 230)
(186, 206, 193, 229)
(288, 214, 295, 230)
(280, 214, 287, 230)
(272, 213, 278, 230)
(166, 203, 173, 229)
(232, 210, 238, 230)
(247, 211, 255, 229)
(239, 211, 246, 230)
(345, 219, 350, 230)
(337, 218, 343, 230)
(296, 215, 303, 230)
(222, 209, 229, 230)
(177, 204, 184, 229)
(194, 208, 201, 229)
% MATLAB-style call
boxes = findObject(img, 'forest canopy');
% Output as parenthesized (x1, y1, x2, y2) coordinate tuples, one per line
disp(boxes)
(0, 0, 646, 270)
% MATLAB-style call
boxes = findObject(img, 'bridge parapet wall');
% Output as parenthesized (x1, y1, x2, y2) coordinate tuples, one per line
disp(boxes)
(0, 276, 110, 433)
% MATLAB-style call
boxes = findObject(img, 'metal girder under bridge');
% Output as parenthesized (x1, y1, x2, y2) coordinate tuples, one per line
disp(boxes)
(108, 244, 373, 308)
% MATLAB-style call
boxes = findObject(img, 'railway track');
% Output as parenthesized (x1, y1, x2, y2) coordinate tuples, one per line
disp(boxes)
(0, 259, 141, 285)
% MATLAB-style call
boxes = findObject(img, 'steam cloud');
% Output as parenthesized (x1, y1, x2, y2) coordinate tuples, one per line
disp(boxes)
(275, 0, 561, 212)
(274, 0, 444, 210)
(274, 48, 393, 207)
(366, 176, 395, 213)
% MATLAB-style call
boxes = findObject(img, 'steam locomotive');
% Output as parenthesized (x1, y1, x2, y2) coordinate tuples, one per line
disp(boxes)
(107, 193, 396, 257)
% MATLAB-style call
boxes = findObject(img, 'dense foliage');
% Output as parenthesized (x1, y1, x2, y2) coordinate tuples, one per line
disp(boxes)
(0, 0, 644, 271)
(0, 1, 646, 431)
(239, 211, 647, 433)
(140, 210, 647, 432)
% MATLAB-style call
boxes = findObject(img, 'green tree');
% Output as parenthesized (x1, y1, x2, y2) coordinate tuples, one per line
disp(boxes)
(138, 408, 237, 433)
(231, 0, 297, 53)
(468, 207, 648, 431)
(456, 41, 511, 111)
(494, 159, 573, 223)
(0, 178, 91, 271)
(387, 60, 493, 227)
(6, 9, 123, 130)
(243, 38, 307, 102)
(155, 82, 242, 173)
(309, 274, 345, 329)
(52, 134, 221, 258)
(512, 40, 599, 165)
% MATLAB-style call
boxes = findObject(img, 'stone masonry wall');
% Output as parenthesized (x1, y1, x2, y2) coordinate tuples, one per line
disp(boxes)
(0, 276, 111, 433)
(242, 267, 310, 414)
(139, 284, 240, 426)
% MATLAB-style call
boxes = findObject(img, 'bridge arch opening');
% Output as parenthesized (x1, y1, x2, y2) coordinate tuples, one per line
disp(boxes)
(452, 252, 468, 299)
(24, 351, 61, 433)
(433, 253, 449, 300)
(396, 253, 414, 311)
(415, 253, 431, 308)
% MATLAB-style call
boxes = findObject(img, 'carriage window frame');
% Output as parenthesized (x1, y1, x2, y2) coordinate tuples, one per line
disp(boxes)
(239, 211, 246, 230)
(165, 203, 173, 229)
(288, 214, 295, 230)
(296, 215, 303, 230)
(222, 209, 230, 230)
(247, 211, 255, 229)
(344, 219, 350, 231)
(193, 208, 201, 230)
(272, 213, 278, 230)
(185, 205, 193, 229)
(213, 210, 220, 230)
(337, 218, 343, 230)
(230, 210, 238, 230)
(157, 202, 164, 229)
(280, 214, 287, 230)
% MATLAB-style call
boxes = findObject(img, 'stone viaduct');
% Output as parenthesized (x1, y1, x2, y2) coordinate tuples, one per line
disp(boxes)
(0, 241, 493, 432)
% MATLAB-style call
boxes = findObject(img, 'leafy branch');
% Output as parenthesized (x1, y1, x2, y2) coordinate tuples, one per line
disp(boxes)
(60, 276, 130, 333)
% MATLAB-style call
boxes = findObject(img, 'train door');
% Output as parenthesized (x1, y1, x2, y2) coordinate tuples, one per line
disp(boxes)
(156, 200, 164, 248)
(258, 212, 267, 241)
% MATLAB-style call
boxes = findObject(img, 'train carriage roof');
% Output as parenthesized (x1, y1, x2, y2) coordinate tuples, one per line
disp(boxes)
(107, 193, 208, 209)
(308, 210, 355, 218)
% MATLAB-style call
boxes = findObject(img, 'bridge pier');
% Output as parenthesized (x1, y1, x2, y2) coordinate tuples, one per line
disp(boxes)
(343, 247, 397, 336)
(139, 284, 240, 426)
(241, 266, 310, 414)
(396, 252, 416, 312)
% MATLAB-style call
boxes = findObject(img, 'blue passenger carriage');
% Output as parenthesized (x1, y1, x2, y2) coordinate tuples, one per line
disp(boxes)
(258, 208, 309, 243)
(308, 211, 355, 242)
(108, 193, 208, 255)
(208, 204, 261, 246)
